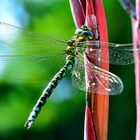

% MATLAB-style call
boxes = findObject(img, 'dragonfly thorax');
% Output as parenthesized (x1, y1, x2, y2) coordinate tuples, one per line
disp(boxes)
(66, 25, 93, 56)
(75, 25, 93, 41)
(66, 45, 76, 55)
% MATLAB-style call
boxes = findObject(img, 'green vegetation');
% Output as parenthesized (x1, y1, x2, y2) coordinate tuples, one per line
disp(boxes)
(0, 0, 135, 140)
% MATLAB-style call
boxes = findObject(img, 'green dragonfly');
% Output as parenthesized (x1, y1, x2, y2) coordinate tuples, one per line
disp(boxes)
(0, 22, 138, 129)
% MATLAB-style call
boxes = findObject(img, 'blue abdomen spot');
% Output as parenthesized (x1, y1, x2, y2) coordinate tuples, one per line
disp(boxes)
(67, 64, 72, 70)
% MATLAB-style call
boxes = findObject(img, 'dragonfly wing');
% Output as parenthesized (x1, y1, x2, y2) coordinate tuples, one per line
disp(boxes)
(71, 54, 86, 92)
(71, 54, 124, 95)
(0, 22, 67, 82)
(0, 53, 66, 82)
(79, 41, 139, 65)
(0, 22, 67, 53)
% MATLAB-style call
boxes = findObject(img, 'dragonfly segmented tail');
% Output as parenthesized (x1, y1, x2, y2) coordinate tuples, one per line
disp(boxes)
(24, 55, 75, 129)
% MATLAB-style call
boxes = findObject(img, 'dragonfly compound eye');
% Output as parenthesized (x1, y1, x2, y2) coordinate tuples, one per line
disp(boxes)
(82, 30, 93, 37)
(75, 28, 93, 37)
(75, 25, 93, 39)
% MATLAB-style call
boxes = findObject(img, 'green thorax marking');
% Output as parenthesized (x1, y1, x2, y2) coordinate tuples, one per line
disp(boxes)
(66, 25, 93, 56)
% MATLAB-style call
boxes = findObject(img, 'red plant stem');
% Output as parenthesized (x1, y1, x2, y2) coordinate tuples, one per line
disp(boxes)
(132, 18, 140, 140)
(89, 1, 109, 140)
(85, 0, 109, 139)
(84, 1, 97, 140)
(69, 0, 85, 28)
(69, 0, 109, 139)
(133, 1, 140, 139)
(119, 1, 140, 139)
(84, 105, 96, 140)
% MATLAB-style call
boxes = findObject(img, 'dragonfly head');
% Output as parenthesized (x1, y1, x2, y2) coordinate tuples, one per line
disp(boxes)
(75, 25, 93, 41)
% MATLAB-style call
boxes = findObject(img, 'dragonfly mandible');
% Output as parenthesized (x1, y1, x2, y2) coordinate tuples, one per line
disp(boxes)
(0, 22, 138, 129)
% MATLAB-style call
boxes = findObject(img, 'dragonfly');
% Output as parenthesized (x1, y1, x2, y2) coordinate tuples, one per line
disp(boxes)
(0, 22, 138, 129)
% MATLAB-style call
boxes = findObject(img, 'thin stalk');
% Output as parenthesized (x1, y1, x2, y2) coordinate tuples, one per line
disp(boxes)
(69, 0, 85, 28)
(84, 1, 97, 140)
(119, 0, 140, 139)
(85, 1, 109, 140)
(69, 1, 109, 139)
(134, 1, 140, 139)
(132, 18, 140, 140)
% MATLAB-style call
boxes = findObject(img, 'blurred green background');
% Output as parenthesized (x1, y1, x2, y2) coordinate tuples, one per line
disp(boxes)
(0, 0, 136, 140)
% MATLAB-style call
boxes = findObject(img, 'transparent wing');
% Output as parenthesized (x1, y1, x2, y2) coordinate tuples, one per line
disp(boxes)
(0, 53, 66, 82)
(0, 22, 67, 81)
(79, 41, 140, 65)
(0, 22, 67, 52)
(71, 54, 123, 95)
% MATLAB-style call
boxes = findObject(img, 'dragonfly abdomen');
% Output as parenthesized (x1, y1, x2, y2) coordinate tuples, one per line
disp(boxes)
(24, 55, 75, 129)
